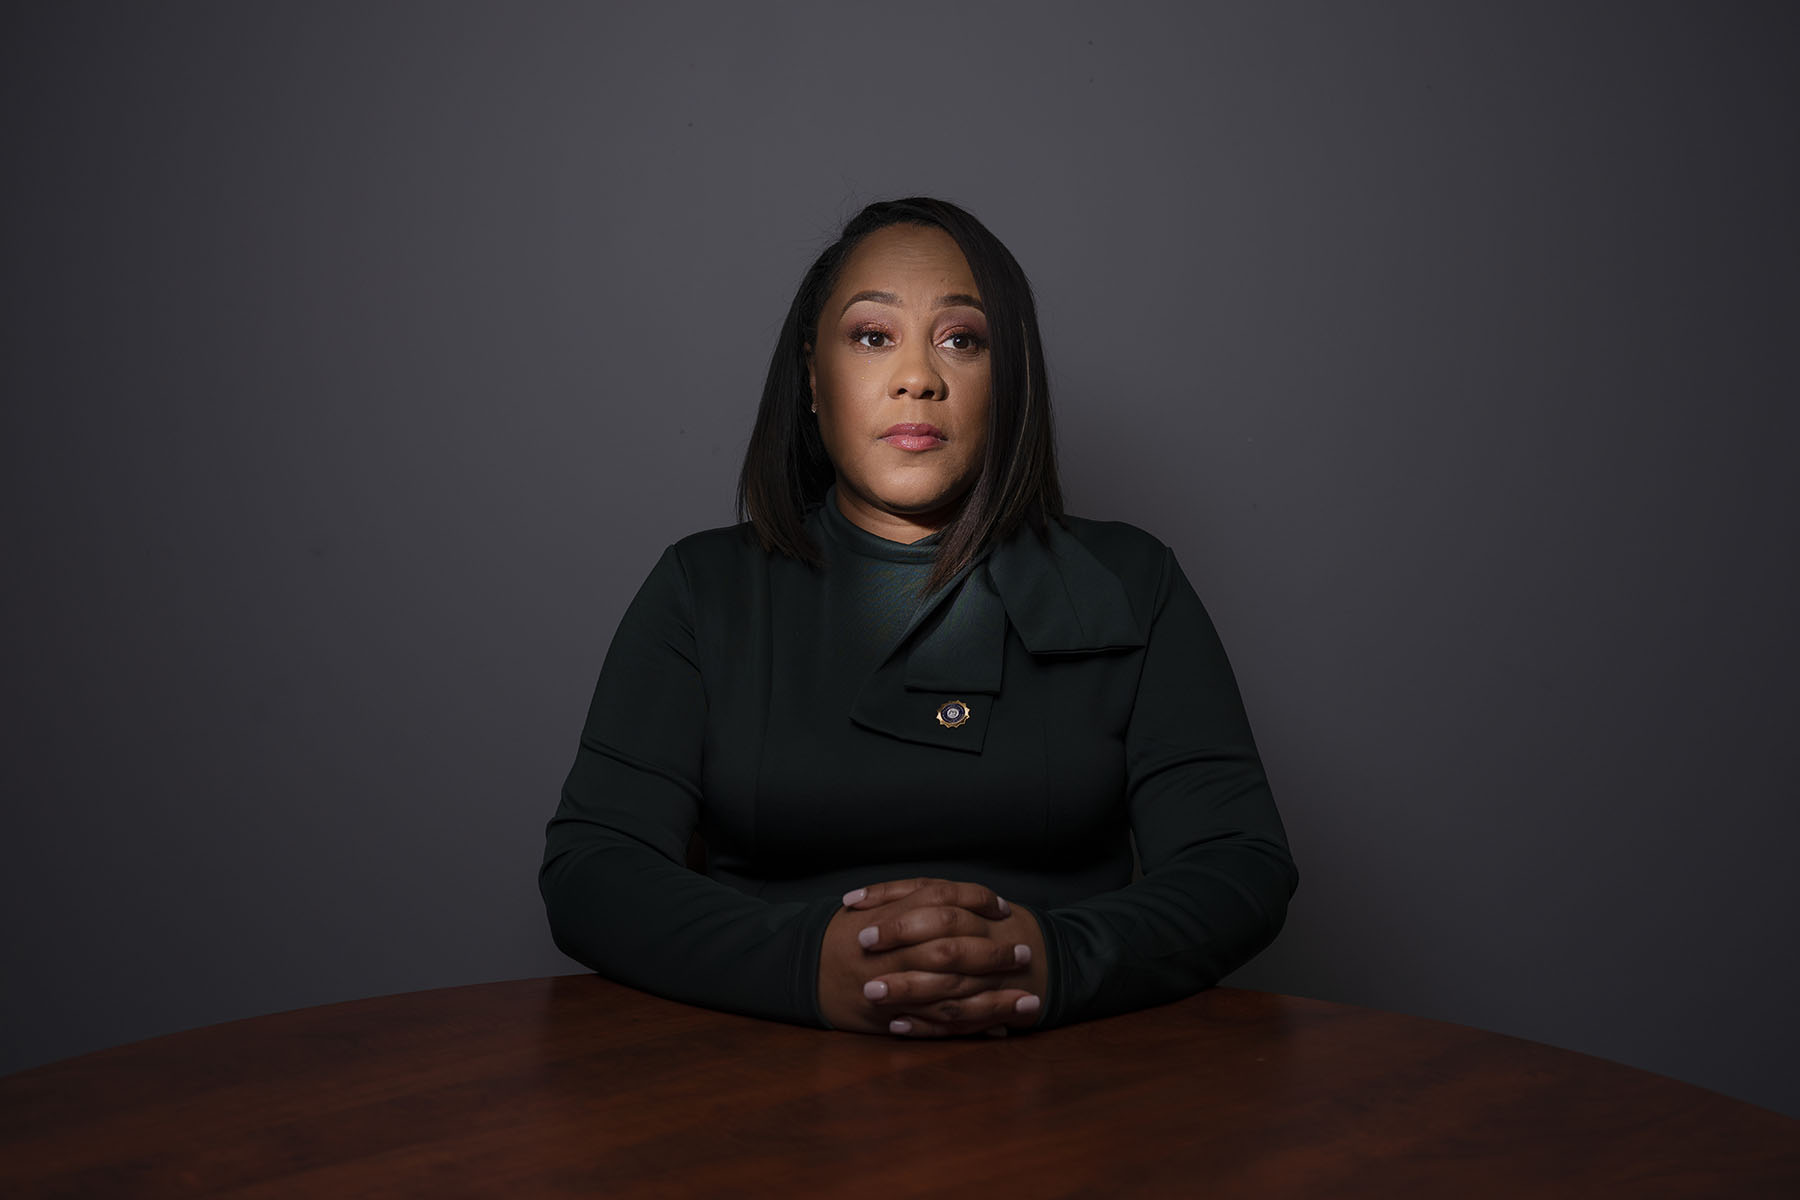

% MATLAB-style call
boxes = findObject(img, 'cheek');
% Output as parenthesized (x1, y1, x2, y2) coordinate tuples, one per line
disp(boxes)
(956, 382, 993, 449)
(816, 354, 878, 399)
(813, 395, 868, 473)
(952, 362, 992, 409)
(814, 369, 864, 440)
(958, 427, 990, 472)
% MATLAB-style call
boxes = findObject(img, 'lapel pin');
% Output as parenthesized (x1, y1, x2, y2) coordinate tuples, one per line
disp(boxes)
(936, 700, 972, 729)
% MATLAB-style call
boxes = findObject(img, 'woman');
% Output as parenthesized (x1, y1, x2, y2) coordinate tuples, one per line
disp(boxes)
(541, 197, 1296, 1039)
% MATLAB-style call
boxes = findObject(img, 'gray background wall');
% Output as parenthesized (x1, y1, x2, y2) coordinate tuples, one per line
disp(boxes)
(5, 1, 1796, 1117)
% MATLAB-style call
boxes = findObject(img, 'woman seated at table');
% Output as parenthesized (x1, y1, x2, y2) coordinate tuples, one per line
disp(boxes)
(540, 197, 1297, 1038)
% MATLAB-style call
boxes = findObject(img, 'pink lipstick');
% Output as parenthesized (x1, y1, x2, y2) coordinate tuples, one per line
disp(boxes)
(880, 423, 947, 451)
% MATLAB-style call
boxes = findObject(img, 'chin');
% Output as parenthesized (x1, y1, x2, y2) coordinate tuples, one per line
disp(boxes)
(869, 480, 968, 516)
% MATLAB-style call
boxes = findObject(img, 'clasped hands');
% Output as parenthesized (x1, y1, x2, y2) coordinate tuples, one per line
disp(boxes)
(818, 877, 1048, 1038)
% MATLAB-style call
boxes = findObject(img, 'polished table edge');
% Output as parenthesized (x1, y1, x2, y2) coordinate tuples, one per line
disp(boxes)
(4, 973, 1788, 1119)
(2, 974, 1795, 1198)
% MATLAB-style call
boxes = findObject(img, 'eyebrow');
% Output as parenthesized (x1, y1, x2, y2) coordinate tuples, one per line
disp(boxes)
(839, 290, 986, 317)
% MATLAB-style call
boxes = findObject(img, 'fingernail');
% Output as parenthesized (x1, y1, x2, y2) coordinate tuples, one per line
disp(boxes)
(1016, 994, 1041, 1015)
(889, 1018, 912, 1035)
(996, 896, 1011, 915)
(863, 980, 888, 1000)
(842, 888, 866, 905)
(857, 926, 878, 949)
(1013, 944, 1031, 966)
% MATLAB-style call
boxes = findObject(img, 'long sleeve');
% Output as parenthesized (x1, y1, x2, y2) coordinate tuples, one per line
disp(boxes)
(1035, 548, 1298, 1028)
(538, 545, 839, 1026)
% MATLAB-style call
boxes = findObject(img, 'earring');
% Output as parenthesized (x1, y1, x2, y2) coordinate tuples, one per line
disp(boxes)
(810, 403, 818, 413)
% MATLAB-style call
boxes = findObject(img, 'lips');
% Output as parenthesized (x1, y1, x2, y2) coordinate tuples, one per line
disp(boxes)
(880, 423, 947, 452)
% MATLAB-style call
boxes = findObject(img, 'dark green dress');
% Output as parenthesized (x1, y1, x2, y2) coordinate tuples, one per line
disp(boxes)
(540, 493, 1297, 1029)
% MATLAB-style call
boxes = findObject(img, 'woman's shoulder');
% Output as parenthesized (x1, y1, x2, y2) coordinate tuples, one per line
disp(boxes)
(1051, 513, 1175, 592)
(983, 514, 1176, 651)
(654, 522, 768, 589)
(1057, 512, 1169, 552)
(668, 520, 763, 560)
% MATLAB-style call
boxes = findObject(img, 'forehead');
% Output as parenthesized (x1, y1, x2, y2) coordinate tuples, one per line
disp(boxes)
(833, 225, 978, 299)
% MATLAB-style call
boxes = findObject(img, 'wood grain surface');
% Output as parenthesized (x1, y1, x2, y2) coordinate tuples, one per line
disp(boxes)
(2, 975, 1795, 1197)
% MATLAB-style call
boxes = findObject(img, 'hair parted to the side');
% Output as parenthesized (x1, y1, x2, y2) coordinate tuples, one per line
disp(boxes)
(736, 196, 1064, 593)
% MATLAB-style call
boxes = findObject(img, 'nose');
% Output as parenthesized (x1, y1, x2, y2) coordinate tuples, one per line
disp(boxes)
(888, 340, 945, 401)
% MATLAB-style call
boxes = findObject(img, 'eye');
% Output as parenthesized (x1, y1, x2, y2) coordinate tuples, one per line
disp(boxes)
(938, 329, 986, 353)
(851, 327, 893, 349)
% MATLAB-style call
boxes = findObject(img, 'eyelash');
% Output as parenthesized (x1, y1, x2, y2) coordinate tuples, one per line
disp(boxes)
(850, 325, 987, 353)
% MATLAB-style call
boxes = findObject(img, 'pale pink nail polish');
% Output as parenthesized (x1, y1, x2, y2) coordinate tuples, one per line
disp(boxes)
(996, 896, 1011, 915)
(1013, 944, 1031, 966)
(857, 926, 878, 948)
(890, 1018, 912, 1035)
(842, 888, 866, 905)
(863, 980, 888, 1000)
(1016, 994, 1041, 1014)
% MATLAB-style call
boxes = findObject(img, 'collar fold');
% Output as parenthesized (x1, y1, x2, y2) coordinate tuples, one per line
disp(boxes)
(848, 520, 1146, 753)
(986, 520, 1147, 655)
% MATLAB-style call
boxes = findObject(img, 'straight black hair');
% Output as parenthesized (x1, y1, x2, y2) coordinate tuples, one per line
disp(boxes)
(736, 197, 1063, 593)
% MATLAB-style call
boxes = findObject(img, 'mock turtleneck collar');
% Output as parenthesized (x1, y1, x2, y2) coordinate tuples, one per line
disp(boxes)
(815, 485, 943, 565)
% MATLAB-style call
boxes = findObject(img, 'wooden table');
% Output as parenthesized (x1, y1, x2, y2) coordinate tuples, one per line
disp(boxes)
(2, 976, 1794, 1196)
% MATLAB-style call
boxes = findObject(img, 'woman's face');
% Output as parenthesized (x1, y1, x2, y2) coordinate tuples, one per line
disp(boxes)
(807, 224, 991, 544)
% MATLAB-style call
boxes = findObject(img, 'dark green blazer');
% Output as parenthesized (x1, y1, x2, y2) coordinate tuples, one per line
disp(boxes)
(540, 504, 1297, 1030)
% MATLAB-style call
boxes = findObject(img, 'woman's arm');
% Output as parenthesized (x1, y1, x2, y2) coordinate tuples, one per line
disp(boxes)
(540, 546, 842, 1024)
(1034, 546, 1297, 1028)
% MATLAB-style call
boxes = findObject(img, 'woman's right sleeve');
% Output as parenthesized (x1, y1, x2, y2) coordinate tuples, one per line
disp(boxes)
(538, 544, 841, 1026)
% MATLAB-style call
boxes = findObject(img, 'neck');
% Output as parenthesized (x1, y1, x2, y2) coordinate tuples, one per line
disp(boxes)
(832, 485, 959, 545)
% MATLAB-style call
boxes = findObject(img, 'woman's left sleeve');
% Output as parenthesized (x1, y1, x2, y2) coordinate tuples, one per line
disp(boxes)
(1036, 547, 1299, 1027)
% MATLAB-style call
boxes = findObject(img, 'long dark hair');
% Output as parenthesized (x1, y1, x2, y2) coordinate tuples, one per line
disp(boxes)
(736, 197, 1063, 592)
